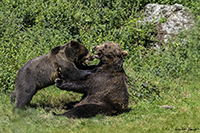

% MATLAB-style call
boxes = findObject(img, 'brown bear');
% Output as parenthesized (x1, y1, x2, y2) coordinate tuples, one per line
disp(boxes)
(55, 41, 129, 118)
(11, 40, 97, 108)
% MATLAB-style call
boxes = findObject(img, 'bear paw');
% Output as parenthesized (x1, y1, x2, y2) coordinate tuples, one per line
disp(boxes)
(55, 78, 63, 87)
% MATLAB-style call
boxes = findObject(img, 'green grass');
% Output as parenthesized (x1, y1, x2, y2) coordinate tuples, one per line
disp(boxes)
(0, 76, 199, 133)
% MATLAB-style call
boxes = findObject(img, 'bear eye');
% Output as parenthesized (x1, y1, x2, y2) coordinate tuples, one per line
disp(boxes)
(104, 45, 107, 48)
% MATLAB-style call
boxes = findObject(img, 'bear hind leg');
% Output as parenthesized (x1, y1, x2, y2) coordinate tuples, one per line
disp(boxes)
(54, 103, 113, 118)
(15, 81, 37, 108)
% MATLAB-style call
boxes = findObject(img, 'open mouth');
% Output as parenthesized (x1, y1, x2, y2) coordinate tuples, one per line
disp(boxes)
(93, 53, 101, 59)
(80, 53, 95, 66)
(82, 60, 87, 66)
(76, 58, 89, 67)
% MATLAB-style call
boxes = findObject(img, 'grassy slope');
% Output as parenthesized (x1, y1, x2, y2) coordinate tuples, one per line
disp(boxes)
(0, 76, 199, 133)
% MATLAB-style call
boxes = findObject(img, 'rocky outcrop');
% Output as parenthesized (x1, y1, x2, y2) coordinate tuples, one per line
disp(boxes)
(142, 4, 195, 46)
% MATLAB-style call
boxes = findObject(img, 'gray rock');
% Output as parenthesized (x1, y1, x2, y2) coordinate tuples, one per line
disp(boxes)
(160, 105, 175, 109)
(142, 3, 195, 45)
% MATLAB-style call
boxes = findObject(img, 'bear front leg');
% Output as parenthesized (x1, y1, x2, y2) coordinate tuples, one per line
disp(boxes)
(60, 62, 98, 81)
(55, 78, 88, 94)
(68, 67, 98, 81)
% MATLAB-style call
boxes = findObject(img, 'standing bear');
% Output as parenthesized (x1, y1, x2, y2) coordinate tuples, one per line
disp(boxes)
(55, 41, 129, 118)
(11, 40, 97, 108)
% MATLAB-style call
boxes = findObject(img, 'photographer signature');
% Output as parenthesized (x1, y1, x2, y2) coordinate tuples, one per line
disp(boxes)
(175, 127, 199, 131)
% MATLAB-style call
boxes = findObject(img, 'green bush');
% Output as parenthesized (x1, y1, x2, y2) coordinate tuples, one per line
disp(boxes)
(0, 0, 199, 102)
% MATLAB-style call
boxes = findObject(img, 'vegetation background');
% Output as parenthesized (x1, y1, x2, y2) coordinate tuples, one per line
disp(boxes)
(0, 0, 199, 132)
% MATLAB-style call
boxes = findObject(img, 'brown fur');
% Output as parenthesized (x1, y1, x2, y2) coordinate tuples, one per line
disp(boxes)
(11, 40, 96, 108)
(55, 42, 129, 118)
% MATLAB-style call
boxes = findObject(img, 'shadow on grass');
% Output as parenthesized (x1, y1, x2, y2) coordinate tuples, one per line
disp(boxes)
(28, 101, 79, 112)
(28, 101, 132, 117)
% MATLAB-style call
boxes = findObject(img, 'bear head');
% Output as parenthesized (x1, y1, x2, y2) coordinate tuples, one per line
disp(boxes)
(93, 42, 128, 70)
(52, 40, 93, 66)
(69, 40, 93, 66)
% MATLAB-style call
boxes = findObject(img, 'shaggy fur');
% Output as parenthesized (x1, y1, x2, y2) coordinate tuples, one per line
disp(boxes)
(11, 40, 97, 108)
(55, 42, 129, 118)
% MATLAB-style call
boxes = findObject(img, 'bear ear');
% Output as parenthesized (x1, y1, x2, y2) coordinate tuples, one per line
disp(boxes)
(70, 40, 80, 49)
(51, 46, 61, 55)
(121, 50, 128, 57)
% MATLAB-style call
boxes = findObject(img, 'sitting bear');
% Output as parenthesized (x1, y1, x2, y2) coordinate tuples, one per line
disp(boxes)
(55, 41, 129, 118)
(11, 40, 97, 108)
